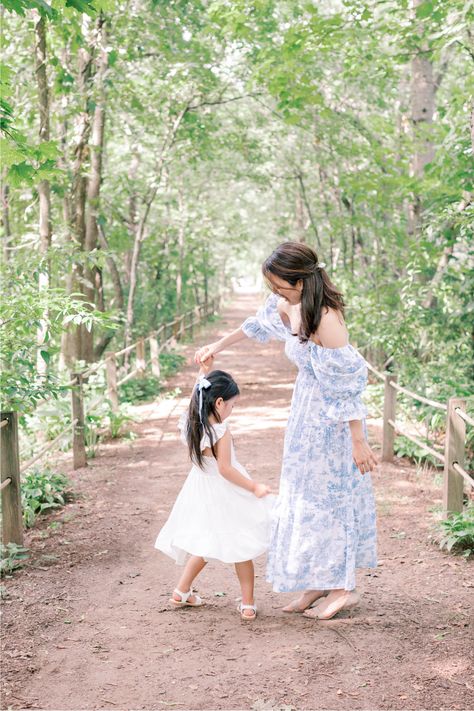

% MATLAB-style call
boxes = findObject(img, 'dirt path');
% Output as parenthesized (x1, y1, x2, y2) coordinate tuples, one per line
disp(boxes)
(2, 294, 473, 711)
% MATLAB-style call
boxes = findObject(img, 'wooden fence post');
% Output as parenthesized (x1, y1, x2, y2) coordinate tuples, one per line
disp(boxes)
(149, 335, 161, 378)
(1, 413, 24, 546)
(382, 374, 397, 462)
(106, 352, 119, 413)
(443, 397, 466, 517)
(136, 337, 146, 378)
(71, 373, 87, 469)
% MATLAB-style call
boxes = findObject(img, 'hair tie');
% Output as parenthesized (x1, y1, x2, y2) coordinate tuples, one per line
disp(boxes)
(197, 375, 211, 424)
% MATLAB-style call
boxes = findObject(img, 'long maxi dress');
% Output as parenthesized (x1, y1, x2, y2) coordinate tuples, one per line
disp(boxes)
(241, 293, 377, 593)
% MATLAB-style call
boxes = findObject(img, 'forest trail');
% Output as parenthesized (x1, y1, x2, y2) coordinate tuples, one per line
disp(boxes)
(2, 295, 473, 711)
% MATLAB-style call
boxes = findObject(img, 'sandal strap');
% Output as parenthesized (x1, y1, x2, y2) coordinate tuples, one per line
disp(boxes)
(174, 587, 191, 602)
(238, 603, 257, 612)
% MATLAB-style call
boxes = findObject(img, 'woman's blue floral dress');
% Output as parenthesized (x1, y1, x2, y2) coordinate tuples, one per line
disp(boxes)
(241, 294, 377, 592)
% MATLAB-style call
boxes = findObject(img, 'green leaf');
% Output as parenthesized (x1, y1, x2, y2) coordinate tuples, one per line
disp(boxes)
(415, 1, 434, 18)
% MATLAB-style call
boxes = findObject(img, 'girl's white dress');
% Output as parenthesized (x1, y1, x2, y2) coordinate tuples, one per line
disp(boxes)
(155, 418, 274, 564)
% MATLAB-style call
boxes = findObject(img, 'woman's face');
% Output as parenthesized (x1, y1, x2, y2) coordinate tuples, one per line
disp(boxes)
(265, 273, 303, 305)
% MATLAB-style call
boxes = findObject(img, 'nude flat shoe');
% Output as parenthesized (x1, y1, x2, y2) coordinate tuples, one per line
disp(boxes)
(302, 591, 360, 620)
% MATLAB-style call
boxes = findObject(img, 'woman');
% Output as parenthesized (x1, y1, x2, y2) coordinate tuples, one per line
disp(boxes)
(194, 242, 378, 620)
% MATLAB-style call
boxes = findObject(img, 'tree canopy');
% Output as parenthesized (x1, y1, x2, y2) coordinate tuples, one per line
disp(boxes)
(1, 0, 473, 412)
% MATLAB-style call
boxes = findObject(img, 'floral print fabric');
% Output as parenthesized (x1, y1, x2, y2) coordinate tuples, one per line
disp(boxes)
(241, 294, 377, 592)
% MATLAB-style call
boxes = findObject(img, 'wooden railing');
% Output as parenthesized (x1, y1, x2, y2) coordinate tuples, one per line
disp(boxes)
(0, 297, 220, 546)
(366, 361, 473, 516)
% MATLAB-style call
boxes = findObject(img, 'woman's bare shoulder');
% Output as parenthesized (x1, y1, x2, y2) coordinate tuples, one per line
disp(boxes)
(313, 307, 348, 348)
(320, 306, 346, 327)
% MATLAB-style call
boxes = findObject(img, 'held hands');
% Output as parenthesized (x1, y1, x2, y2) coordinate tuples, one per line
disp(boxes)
(194, 342, 219, 365)
(252, 482, 271, 498)
(352, 438, 378, 475)
(198, 354, 214, 375)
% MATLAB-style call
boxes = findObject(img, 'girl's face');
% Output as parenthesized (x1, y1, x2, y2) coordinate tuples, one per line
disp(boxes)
(215, 394, 239, 421)
(265, 273, 303, 305)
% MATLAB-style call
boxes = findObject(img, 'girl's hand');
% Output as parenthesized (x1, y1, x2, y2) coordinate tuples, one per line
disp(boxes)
(352, 438, 378, 475)
(253, 482, 271, 498)
(194, 342, 219, 365)
(199, 354, 214, 375)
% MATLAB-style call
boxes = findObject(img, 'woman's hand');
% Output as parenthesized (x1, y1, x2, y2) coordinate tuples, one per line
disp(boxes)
(352, 438, 378, 475)
(252, 482, 271, 498)
(194, 342, 220, 365)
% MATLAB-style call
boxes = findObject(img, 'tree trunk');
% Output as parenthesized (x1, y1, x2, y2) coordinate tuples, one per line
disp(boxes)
(1, 179, 11, 264)
(408, 0, 435, 235)
(61, 31, 93, 366)
(176, 187, 186, 313)
(34, 14, 52, 375)
(82, 14, 108, 362)
(123, 103, 189, 351)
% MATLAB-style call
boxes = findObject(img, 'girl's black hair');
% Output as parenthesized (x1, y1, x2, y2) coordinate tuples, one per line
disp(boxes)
(263, 241, 345, 343)
(186, 369, 240, 468)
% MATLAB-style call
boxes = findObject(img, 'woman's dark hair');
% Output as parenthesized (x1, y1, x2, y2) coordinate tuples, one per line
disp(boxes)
(262, 241, 345, 342)
(186, 369, 240, 468)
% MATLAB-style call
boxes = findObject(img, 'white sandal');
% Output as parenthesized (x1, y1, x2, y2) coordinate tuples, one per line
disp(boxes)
(169, 587, 203, 608)
(237, 602, 257, 621)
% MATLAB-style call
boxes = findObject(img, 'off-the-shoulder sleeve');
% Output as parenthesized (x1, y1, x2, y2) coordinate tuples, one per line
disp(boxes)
(241, 293, 288, 343)
(309, 343, 368, 423)
(200, 422, 227, 451)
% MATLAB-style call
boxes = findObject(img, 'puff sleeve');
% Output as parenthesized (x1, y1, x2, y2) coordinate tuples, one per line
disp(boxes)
(200, 422, 227, 451)
(177, 411, 189, 446)
(241, 293, 288, 343)
(309, 343, 368, 423)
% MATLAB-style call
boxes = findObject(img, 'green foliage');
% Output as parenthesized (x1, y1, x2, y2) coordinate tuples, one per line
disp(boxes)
(107, 405, 135, 439)
(394, 435, 442, 469)
(436, 504, 474, 557)
(0, 265, 111, 413)
(118, 352, 186, 403)
(21, 467, 71, 528)
(0, 543, 29, 577)
(119, 375, 162, 404)
(2, 0, 472, 464)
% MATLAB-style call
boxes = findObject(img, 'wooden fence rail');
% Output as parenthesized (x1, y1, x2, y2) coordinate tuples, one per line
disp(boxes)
(367, 362, 473, 516)
(1, 297, 220, 547)
(2, 297, 472, 548)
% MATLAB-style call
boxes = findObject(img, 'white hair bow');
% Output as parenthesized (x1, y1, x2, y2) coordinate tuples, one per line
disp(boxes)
(197, 375, 211, 423)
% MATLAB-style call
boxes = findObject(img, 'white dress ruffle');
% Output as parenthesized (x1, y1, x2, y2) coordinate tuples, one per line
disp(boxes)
(155, 417, 274, 565)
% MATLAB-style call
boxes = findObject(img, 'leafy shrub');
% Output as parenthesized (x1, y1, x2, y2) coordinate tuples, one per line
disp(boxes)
(394, 435, 443, 468)
(21, 467, 71, 528)
(119, 375, 161, 403)
(0, 543, 29, 576)
(436, 504, 474, 557)
(159, 351, 186, 378)
(107, 406, 135, 439)
(119, 350, 186, 403)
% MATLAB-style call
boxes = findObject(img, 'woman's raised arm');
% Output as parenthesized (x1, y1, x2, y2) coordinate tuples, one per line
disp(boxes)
(194, 327, 246, 365)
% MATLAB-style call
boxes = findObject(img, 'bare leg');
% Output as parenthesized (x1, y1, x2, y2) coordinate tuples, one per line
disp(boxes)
(172, 555, 207, 603)
(234, 560, 255, 618)
(282, 589, 326, 613)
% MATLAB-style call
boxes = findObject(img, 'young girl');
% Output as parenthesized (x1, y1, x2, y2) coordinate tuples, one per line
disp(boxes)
(154, 357, 273, 620)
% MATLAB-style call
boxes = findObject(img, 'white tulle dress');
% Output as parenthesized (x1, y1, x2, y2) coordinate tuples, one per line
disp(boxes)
(155, 417, 274, 565)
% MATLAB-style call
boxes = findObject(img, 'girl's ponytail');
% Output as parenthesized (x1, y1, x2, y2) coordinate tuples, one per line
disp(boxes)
(186, 370, 240, 468)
